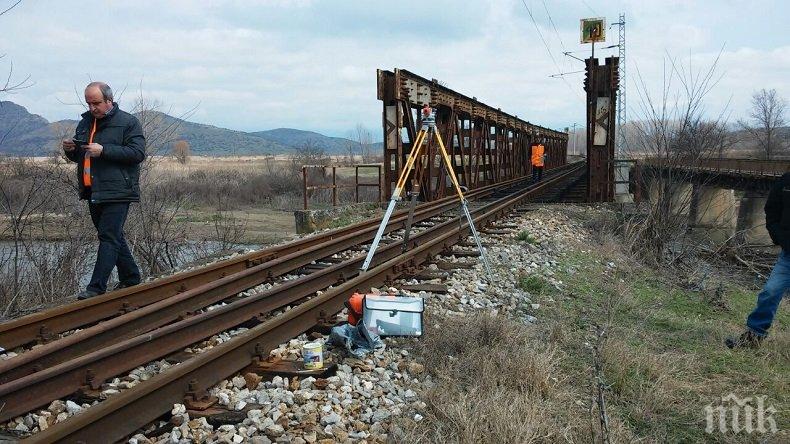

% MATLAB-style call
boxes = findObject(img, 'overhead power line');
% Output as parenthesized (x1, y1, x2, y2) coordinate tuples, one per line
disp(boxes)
(519, 0, 581, 98)
(541, 0, 567, 54)
(581, 0, 598, 16)
(520, 0, 560, 70)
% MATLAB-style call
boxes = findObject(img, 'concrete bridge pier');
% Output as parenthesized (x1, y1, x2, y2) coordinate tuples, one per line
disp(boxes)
(736, 191, 772, 245)
(690, 185, 737, 243)
(647, 181, 694, 215)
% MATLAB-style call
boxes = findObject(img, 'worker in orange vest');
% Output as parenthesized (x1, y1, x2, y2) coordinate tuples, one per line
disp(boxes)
(531, 143, 546, 182)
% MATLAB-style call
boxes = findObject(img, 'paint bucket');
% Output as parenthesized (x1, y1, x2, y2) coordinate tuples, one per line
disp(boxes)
(302, 341, 323, 370)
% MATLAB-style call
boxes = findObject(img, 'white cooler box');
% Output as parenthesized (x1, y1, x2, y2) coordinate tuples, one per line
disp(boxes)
(362, 294, 424, 337)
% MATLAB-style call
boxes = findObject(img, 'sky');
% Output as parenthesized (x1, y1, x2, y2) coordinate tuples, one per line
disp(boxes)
(0, 0, 788, 139)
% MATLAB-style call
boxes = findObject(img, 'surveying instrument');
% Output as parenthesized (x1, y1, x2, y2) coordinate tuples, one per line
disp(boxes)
(360, 104, 493, 280)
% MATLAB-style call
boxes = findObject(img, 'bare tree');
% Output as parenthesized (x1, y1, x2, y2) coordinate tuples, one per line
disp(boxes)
(124, 91, 192, 276)
(0, 1, 32, 94)
(622, 52, 730, 264)
(291, 139, 330, 171)
(171, 139, 191, 164)
(50, 120, 76, 163)
(738, 89, 787, 160)
(0, 157, 92, 317)
(343, 138, 357, 165)
(351, 124, 374, 163)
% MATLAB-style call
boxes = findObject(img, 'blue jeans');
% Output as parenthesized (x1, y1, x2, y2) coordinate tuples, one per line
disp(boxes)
(87, 202, 141, 294)
(746, 250, 790, 336)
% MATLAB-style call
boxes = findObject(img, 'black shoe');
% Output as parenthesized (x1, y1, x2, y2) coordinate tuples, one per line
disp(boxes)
(725, 330, 763, 349)
(111, 281, 140, 291)
(76, 290, 102, 300)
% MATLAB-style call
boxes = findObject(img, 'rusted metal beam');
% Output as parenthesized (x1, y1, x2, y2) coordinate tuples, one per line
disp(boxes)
(378, 69, 569, 201)
(585, 56, 619, 202)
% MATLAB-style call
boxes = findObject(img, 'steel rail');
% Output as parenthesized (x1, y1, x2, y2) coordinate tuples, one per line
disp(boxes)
(21, 163, 584, 443)
(0, 165, 579, 385)
(0, 172, 538, 351)
(0, 164, 583, 421)
(0, 173, 536, 384)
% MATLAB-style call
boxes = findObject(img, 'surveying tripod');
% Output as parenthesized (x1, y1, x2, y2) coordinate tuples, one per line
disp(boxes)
(360, 106, 493, 280)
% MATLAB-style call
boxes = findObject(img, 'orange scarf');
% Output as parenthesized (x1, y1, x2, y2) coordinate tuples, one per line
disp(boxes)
(82, 118, 97, 187)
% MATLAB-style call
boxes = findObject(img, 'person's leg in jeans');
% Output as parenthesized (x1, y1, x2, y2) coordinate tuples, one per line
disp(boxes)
(115, 223, 141, 287)
(537, 166, 544, 181)
(746, 250, 790, 336)
(87, 202, 131, 294)
(532, 167, 538, 182)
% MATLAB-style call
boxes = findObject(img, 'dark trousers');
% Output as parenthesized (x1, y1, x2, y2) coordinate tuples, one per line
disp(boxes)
(532, 166, 544, 182)
(87, 202, 141, 294)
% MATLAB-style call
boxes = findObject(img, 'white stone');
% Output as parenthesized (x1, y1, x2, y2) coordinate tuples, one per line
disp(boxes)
(65, 400, 82, 415)
(321, 412, 341, 425)
(171, 404, 186, 416)
(264, 424, 284, 438)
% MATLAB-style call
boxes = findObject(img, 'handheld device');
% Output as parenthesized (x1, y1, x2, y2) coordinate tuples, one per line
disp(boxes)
(72, 138, 89, 146)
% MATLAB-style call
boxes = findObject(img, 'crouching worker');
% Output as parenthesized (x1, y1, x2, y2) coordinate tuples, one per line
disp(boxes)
(726, 172, 789, 348)
(62, 82, 145, 300)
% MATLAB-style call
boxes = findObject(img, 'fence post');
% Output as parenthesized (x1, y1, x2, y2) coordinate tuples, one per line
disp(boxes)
(302, 166, 308, 210)
(355, 165, 360, 203)
(332, 166, 337, 207)
(378, 165, 383, 203)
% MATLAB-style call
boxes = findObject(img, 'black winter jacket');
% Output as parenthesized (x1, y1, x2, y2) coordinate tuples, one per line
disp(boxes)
(765, 172, 790, 251)
(65, 103, 146, 203)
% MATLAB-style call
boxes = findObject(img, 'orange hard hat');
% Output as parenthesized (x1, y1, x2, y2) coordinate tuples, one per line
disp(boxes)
(345, 292, 365, 325)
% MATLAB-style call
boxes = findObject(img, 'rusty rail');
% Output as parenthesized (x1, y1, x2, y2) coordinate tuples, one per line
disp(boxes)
(0, 166, 579, 387)
(0, 173, 492, 351)
(23, 162, 584, 443)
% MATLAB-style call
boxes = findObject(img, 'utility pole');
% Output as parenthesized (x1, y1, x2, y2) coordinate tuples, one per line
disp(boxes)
(571, 122, 579, 156)
(613, 13, 626, 157)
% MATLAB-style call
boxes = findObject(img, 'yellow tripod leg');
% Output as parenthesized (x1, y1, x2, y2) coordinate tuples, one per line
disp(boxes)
(433, 130, 494, 280)
(433, 131, 466, 201)
(361, 129, 427, 272)
(392, 129, 427, 197)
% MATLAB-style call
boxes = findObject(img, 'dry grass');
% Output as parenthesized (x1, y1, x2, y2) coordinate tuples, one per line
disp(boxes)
(399, 206, 788, 443)
(399, 312, 587, 443)
(542, 221, 789, 443)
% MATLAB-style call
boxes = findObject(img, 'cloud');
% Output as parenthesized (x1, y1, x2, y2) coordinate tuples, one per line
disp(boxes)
(0, 0, 787, 138)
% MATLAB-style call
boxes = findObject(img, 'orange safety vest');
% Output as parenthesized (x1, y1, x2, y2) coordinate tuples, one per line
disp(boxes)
(531, 144, 545, 167)
(82, 118, 98, 187)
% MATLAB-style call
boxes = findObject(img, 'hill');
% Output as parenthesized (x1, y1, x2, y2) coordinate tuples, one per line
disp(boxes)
(144, 111, 291, 156)
(251, 128, 355, 154)
(0, 101, 374, 157)
(0, 101, 61, 156)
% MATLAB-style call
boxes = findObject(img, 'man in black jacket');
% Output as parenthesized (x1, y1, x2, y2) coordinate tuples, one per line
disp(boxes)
(62, 82, 146, 299)
(727, 172, 790, 348)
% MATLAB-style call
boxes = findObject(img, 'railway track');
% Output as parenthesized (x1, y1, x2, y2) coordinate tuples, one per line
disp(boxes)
(0, 178, 513, 353)
(1, 162, 584, 443)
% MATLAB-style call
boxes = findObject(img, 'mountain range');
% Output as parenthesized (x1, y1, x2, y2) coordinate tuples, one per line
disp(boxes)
(0, 101, 377, 157)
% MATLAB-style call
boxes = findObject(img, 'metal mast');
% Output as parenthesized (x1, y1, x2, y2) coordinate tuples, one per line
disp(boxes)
(615, 13, 626, 156)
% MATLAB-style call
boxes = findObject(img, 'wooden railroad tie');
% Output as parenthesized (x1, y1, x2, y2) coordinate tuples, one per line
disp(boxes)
(400, 283, 448, 294)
